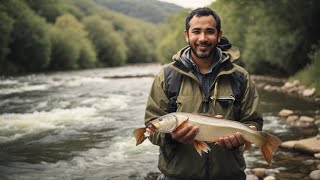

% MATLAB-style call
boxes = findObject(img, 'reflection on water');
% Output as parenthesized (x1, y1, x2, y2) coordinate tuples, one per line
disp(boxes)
(0, 64, 319, 179)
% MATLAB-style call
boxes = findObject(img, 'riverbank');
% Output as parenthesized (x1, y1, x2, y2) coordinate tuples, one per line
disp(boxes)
(251, 75, 320, 103)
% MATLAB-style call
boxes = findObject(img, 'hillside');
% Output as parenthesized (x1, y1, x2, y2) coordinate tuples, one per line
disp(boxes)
(0, 0, 163, 74)
(94, 0, 184, 23)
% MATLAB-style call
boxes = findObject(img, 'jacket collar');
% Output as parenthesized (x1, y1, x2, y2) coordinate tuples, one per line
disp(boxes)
(172, 46, 235, 74)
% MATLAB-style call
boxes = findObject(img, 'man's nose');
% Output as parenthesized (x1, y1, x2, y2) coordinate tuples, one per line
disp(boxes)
(198, 33, 207, 42)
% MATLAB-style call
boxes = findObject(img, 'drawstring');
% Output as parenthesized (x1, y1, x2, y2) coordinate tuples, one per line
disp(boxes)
(212, 77, 219, 107)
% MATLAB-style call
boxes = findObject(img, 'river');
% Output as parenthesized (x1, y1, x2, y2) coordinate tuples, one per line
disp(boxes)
(0, 64, 319, 180)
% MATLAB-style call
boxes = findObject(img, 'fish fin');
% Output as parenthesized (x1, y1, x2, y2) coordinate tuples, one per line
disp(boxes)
(175, 118, 189, 131)
(260, 132, 282, 165)
(133, 128, 147, 146)
(193, 140, 211, 156)
(243, 140, 252, 151)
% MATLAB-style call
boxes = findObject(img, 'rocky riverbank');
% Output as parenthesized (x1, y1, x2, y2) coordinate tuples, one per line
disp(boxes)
(245, 75, 320, 180)
(251, 75, 320, 103)
(246, 108, 320, 180)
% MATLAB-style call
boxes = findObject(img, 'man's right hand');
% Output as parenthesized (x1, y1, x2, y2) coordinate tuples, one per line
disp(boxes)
(170, 125, 199, 144)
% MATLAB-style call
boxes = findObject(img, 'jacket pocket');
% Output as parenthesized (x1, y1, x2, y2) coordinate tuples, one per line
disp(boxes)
(176, 95, 200, 113)
(213, 95, 235, 119)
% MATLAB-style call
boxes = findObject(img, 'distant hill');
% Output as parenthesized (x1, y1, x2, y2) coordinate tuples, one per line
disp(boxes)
(93, 0, 184, 23)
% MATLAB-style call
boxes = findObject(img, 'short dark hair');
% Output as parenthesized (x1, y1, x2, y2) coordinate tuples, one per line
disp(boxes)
(185, 7, 221, 33)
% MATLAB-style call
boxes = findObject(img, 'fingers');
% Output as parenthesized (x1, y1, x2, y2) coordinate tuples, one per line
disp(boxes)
(171, 125, 199, 144)
(215, 133, 245, 149)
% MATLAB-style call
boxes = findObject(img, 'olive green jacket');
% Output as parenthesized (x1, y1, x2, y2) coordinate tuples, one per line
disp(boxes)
(144, 46, 263, 180)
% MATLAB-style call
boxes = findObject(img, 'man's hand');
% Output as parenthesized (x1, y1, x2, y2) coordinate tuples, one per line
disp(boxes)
(170, 125, 199, 144)
(214, 114, 257, 149)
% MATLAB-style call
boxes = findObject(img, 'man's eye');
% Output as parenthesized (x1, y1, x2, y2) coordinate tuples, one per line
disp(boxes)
(192, 31, 200, 34)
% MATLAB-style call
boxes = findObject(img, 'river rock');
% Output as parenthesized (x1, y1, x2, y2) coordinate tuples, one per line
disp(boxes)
(252, 168, 266, 178)
(246, 174, 259, 180)
(303, 88, 316, 97)
(284, 81, 299, 89)
(310, 170, 320, 180)
(318, 164, 320, 170)
(279, 109, 294, 117)
(315, 153, 320, 159)
(280, 136, 320, 154)
(287, 115, 299, 123)
(281, 141, 295, 149)
(263, 175, 276, 180)
(303, 159, 315, 166)
(300, 116, 315, 123)
(265, 169, 280, 176)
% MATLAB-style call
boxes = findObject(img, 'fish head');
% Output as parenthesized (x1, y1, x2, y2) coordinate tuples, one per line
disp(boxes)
(149, 114, 178, 133)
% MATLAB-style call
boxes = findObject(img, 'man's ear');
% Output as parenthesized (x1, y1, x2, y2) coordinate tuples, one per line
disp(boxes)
(218, 30, 222, 43)
(184, 30, 189, 43)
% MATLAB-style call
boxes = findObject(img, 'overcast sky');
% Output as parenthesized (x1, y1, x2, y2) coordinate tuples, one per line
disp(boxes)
(158, 0, 215, 8)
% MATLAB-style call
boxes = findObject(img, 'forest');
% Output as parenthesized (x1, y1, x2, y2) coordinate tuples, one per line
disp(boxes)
(0, 0, 170, 74)
(0, 0, 319, 93)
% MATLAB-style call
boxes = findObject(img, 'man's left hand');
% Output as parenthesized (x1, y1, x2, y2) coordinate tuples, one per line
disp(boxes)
(214, 114, 257, 149)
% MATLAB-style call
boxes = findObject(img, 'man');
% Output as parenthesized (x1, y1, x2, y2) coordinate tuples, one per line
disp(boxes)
(144, 7, 263, 180)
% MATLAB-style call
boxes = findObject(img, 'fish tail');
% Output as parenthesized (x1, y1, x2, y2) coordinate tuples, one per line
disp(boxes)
(260, 132, 282, 164)
(133, 128, 147, 146)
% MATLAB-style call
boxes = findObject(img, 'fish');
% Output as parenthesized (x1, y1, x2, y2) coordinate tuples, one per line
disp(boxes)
(133, 112, 282, 164)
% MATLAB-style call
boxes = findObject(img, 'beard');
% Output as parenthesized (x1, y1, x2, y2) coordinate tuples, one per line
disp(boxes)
(189, 41, 216, 59)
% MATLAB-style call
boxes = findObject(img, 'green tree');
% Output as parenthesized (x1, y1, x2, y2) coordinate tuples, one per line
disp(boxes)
(0, 9, 14, 73)
(3, 0, 51, 73)
(50, 14, 96, 70)
(24, 0, 64, 23)
(83, 15, 127, 66)
(294, 44, 320, 92)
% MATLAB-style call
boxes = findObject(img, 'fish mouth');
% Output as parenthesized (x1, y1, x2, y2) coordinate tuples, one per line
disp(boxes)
(146, 122, 158, 131)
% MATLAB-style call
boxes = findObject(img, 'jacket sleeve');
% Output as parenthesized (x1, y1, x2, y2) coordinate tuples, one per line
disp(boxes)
(144, 69, 176, 146)
(238, 74, 263, 131)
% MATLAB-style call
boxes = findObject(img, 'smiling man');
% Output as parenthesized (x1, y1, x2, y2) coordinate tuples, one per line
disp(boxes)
(144, 7, 263, 180)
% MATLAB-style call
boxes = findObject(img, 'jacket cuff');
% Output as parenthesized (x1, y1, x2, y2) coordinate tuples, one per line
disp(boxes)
(164, 133, 179, 145)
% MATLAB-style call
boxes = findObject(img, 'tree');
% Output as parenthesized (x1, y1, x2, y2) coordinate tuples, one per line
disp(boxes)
(83, 15, 127, 66)
(0, 9, 14, 73)
(3, 0, 51, 73)
(50, 14, 96, 70)
(24, 0, 64, 23)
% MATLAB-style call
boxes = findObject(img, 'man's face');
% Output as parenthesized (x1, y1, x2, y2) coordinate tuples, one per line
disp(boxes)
(184, 15, 222, 60)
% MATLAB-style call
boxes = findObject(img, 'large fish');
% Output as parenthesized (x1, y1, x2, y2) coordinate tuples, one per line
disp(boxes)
(133, 112, 281, 164)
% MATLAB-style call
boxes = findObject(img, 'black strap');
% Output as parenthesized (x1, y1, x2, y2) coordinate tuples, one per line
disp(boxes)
(163, 65, 183, 113)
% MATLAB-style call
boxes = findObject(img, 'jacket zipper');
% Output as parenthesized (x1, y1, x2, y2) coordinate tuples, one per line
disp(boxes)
(202, 94, 210, 113)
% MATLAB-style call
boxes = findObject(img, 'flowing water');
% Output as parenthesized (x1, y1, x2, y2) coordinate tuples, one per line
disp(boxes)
(0, 64, 319, 180)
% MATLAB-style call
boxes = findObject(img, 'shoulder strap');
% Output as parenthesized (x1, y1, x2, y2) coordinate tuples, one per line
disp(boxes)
(163, 65, 183, 113)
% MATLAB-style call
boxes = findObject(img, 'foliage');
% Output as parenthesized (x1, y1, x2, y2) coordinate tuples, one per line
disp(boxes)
(23, 0, 65, 23)
(49, 14, 96, 70)
(0, 0, 177, 74)
(0, 8, 14, 72)
(72, 0, 161, 64)
(93, 0, 183, 23)
(2, 0, 51, 73)
(83, 15, 127, 66)
(293, 44, 320, 93)
(156, 10, 188, 64)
